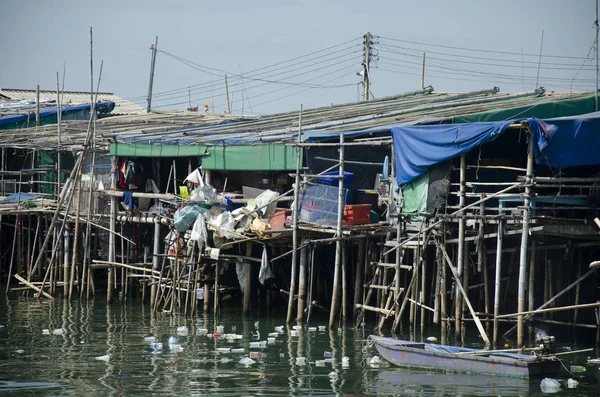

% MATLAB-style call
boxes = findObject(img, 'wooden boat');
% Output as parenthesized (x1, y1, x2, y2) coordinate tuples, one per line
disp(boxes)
(370, 336, 561, 378)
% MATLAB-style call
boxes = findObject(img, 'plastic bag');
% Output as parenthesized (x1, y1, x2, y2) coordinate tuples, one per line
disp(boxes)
(258, 246, 273, 285)
(173, 205, 205, 232)
(236, 258, 246, 294)
(189, 185, 218, 205)
(255, 189, 279, 216)
(208, 211, 238, 239)
(189, 215, 209, 251)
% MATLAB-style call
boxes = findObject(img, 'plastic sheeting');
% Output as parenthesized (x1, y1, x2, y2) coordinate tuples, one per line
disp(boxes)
(392, 116, 600, 185)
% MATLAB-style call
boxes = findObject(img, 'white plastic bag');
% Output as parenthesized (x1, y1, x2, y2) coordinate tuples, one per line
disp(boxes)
(258, 246, 273, 285)
(208, 211, 238, 239)
(189, 215, 208, 251)
(255, 189, 279, 216)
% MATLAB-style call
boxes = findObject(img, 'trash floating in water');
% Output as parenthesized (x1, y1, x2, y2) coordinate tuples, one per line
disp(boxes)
(587, 357, 600, 365)
(540, 378, 560, 394)
(328, 371, 338, 379)
(318, 325, 326, 332)
(249, 351, 263, 359)
(95, 355, 110, 361)
(217, 348, 231, 353)
(315, 360, 326, 367)
(52, 328, 65, 335)
(176, 326, 189, 336)
(254, 321, 260, 328)
(290, 331, 297, 337)
(369, 356, 381, 367)
(293, 325, 301, 331)
(231, 348, 245, 353)
(42, 329, 50, 335)
(341, 356, 349, 368)
(15, 349, 24, 354)
(149, 342, 163, 350)
(426, 336, 438, 342)
(168, 336, 179, 345)
(249, 341, 267, 349)
(144, 336, 157, 343)
(197, 328, 208, 336)
(268, 332, 278, 337)
(231, 326, 236, 332)
(567, 378, 579, 389)
(323, 351, 334, 358)
(239, 357, 255, 366)
(220, 357, 232, 363)
(216, 325, 224, 333)
(308, 327, 317, 332)
(570, 365, 586, 373)
(267, 337, 276, 344)
(169, 343, 184, 353)
(274, 326, 284, 333)
(296, 357, 306, 365)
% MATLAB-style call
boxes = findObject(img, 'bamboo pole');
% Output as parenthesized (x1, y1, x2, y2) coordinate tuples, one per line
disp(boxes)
(441, 245, 490, 347)
(296, 238, 308, 321)
(213, 260, 219, 314)
(329, 133, 345, 329)
(493, 220, 503, 346)
(497, 302, 600, 318)
(503, 266, 598, 337)
(150, 220, 160, 305)
(107, 157, 117, 304)
(527, 239, 537, 342)
(573, 251, 582, 326)
(517, 135, 534, 347)
(91, 260, 161, 275)
(14, 274, 54, 300)
(286, 105, 302, 323)
(455, 155, 466, 339)
(243, 241, 253, 315)
(352, 239, 366, 320)
(341, 241, 348, 320)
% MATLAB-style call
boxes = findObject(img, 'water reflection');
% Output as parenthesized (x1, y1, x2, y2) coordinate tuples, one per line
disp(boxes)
(0, 294, 598, 396)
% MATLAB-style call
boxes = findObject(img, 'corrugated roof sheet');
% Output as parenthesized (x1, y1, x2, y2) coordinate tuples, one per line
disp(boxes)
(0, 87, 594, 152)
(0, 88, 145, 115)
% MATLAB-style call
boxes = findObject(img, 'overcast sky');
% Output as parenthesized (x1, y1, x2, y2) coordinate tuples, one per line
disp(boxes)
(0, 0, 596, 114)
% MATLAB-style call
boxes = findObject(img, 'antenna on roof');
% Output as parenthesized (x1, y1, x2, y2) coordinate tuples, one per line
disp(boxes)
(146, 36, 158, 113)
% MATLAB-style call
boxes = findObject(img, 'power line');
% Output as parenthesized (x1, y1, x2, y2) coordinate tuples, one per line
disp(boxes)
(378, 35, 590, 60)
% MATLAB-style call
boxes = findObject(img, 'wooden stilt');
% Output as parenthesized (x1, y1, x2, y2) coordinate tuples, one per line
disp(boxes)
(286, 106, 303, 323)
(329, 134, 345, 329)
(213, 261, 220, 314)
(441, 245, 490, 347)
(353, 239, 366, 321)
(461, 241, 470, 343)
(528, 239, 537, 343)
(341, 241, 348, 320)
(455, 155, 466, 339)
(243, 241, 253, 315)
(493, 220, 504, 346)
(573, 250, 583, 326)
(297, 238, 308, 321)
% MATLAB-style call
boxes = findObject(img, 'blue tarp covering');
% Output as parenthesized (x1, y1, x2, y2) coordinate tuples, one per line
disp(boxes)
(392, 116, 600, 185)
(0, 101, 115, 125)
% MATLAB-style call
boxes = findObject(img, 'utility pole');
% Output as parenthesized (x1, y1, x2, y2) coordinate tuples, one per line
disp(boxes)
(534, 30, 544, 89)
(146, 36, 158, 113)
(224, 74, 231, 114)
(362, 32, 372, 101)
(420, 52, 426, 89)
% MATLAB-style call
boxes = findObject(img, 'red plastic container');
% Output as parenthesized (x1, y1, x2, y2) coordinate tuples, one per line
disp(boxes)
(343, 204, 372, 225)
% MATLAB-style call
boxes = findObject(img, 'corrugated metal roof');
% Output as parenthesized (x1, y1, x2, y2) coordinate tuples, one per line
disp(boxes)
(0, 87, 594, 152)
(0, 88, 145, 115)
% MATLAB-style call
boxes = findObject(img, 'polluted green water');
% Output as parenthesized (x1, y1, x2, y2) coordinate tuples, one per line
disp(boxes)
(0, 294, 599, 396)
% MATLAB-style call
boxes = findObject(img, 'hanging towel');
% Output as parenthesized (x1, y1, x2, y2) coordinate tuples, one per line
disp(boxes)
(122, 191, 136, 210)
(258, 246, 273, 285)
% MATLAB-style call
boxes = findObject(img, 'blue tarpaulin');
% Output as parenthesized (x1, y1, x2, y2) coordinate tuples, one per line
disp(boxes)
(392, 116, 600, 185)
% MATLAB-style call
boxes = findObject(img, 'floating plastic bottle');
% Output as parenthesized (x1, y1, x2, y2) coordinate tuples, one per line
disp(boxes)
(341, 356, 350, 368)
(168, 336, 179, 345)
(323, 351, 335, 358)
(369, 356, 381, 367)
(570, 365, 587, 373)
(567, 378, 579, 389)
(149, 342, 163, 350)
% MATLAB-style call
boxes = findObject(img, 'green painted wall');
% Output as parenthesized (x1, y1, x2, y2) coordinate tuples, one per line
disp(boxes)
(110, 143, 300, 171)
